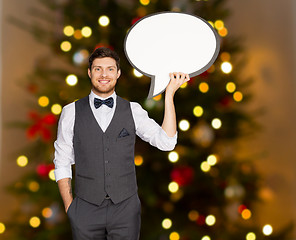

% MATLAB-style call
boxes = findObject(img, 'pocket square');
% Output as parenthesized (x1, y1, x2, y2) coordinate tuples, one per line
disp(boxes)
(118, 128, 130, 138)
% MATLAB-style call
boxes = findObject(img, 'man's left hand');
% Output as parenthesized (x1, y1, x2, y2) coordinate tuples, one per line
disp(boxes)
(166, 72, 190, 96)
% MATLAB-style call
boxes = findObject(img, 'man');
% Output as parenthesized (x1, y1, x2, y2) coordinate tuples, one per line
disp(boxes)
(53, 47, 189, 240)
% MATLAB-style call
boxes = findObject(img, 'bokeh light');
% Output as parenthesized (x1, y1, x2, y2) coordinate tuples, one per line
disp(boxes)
(205, 215, 216, 226)
(211, 118, 222, 129)
(162, 218, 172, 229)
(200, 161, 211, 172)
(42, 207, 53, 219)
(38, 96, 50, 107)
(81, 26, 92, 38)
(60, 41, 72, 52)
(193, 106, 203, 117)
(66, 74, 78, 86)
(134, 155, 144, 166)
(168, 182, 179, 193)
(246, 232, 256, 240)
(63, 25, 74, 37)
(168, 151, 179, 163)
(98, 15, 110, 27)
(263, 224, 273, 236)
(221, 61, 232, 74)
(169, 232, 180, 240)
(51, 104, 62, 115)
(0, 223, 5, 234)
(226, 82, 236, 93)
(17, 155, 28, 167)
(199, 82, 209, 93)
(29, 216, 41, 228)
(179, 119, 190, 131)
(233, 91, 243, 102)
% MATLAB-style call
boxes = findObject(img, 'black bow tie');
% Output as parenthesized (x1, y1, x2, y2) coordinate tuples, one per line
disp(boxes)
(94, 97, 114, 109)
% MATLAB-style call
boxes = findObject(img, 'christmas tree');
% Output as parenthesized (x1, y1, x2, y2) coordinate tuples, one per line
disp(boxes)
(1, 0, 293, 239)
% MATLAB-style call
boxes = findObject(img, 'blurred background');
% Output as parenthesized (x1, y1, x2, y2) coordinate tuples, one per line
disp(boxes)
(0, 0, 295, 239)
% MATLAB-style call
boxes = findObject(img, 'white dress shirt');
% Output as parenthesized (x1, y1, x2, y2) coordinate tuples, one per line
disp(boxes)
(53, 91, 177, 182)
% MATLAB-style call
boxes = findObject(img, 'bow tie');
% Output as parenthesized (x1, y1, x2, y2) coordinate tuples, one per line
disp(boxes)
(94, 97, 114, 108)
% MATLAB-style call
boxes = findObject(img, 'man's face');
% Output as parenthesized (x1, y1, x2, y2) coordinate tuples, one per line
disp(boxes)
(88, 57, 121, 98)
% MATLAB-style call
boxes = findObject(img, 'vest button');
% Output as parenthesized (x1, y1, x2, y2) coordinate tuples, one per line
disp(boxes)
(105, 160, 109, 163)
(105, 148, 109, 151)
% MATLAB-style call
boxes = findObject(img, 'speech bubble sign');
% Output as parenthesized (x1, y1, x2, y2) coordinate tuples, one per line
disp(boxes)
(124, 11, 220, 98)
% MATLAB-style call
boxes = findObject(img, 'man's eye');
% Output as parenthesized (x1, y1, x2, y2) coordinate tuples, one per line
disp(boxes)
(95, 68, 100, 71)
(109, 68, 114, 71)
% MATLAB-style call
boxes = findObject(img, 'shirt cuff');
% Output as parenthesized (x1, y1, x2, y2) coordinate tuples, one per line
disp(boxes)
(54, 167, 72, 182)
(160, 128, 178, 151)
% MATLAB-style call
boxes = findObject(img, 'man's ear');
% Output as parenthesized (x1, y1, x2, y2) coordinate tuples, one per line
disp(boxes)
(88, 68, 91, 79)
(117, 69, 121, 79)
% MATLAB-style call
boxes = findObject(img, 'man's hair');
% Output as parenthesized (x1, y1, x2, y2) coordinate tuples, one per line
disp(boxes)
(88, 47, 120, 71)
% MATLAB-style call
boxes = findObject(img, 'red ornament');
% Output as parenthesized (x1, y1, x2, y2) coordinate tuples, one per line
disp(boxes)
(36, 163, 54, 178)
(131, 17, 142, 25)
(171, 166, 194, 186)
(94, 44, 114, 52)
(196, 215, 205, 225)
(26, 112, 57, 142)
(219, 96, 232, 107)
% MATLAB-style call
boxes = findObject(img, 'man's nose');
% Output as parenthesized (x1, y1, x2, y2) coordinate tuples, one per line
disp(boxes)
(101, 69, 107, 77)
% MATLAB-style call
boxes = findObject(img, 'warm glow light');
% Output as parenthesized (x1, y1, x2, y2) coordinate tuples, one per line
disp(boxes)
(168, 182, 179, 193)
(263, 224, 273, 236)
(188, 210, 199, 221)
(81, 26, 92, 38)
(179, 120, 190, 131)
(214, 20, 224, 30)
(49, 169, 56, 181)
(38, 96, 50, 107)
(0, 223, 5, 234)
(42, 207, 53, 218)
(98, 15, 110, 27)
(60, 41, 72, 52)
(241, 209, 252, 220)
(66, 74, 78, 86)
(133, 69, 143, 77)
(207, 65, 215, 73)
(29, 216, 41, 228)
(205, 215, 216, 226)
(201, 236, 211, 240)
(74, 29, 83, 40)
(134, 155, 144, 166)
(28, 181, 40, 192)
(153, 94, 162, 101)
(162, 218, 172, 229)
(246, 232, 256, 240)
(219, 27, 228, 37)
(140, 0, 150, 5)
(168, 151, 179, 163)
(199, 82, 209, 93)
(220, 52, 231, 62)
(51, 104, 62, 115)
(200, 161, 211, 172)
(17, 155, 28, 167)
(221, 61, 232, 74)
(170, 232, 180, 240)
(180, 82, 187, 88)
(226, 82, 236, 93)
(211, 118, 222, 129)
(193, 106, 203, 117)
(207, 154, 217, 166)
(63, 25, 74, 37)
(233, 91, 243, 102)
(208, 21, 214, 28)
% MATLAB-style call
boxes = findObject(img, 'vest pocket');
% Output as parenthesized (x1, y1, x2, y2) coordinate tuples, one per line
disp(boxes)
(77, 173, 95, 180)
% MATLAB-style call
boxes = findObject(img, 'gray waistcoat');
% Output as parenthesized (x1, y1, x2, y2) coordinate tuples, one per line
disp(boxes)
(73, 96, 137, 205)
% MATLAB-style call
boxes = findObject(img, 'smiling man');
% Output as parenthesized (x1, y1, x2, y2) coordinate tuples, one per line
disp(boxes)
(53, 47, 189, 240)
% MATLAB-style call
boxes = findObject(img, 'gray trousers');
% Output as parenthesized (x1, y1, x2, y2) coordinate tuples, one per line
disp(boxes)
(67, 193, 141, 240)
